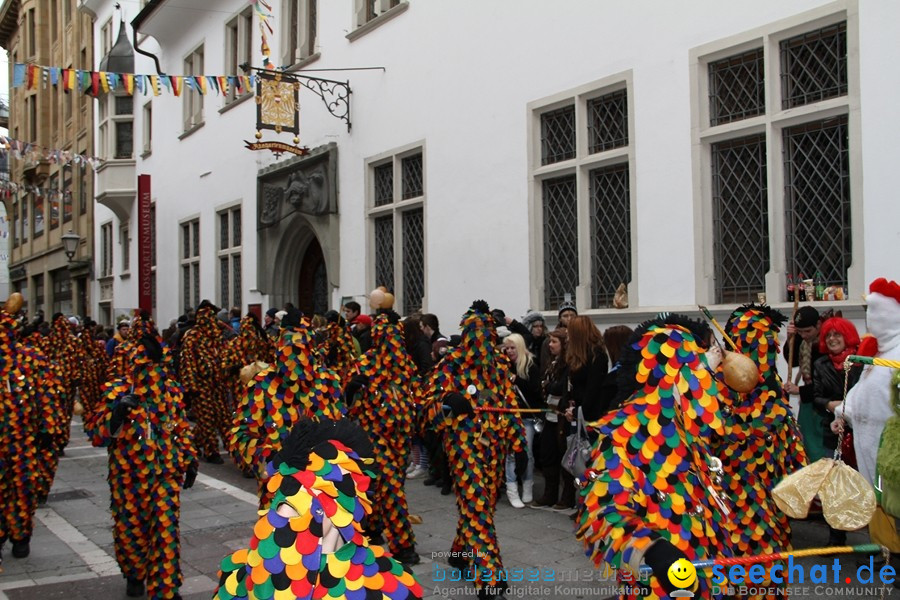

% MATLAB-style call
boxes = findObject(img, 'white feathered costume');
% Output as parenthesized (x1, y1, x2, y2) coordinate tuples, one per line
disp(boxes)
(835, 278, 900, 484)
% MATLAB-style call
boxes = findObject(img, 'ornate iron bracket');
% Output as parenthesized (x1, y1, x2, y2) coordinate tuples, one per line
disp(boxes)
(242, 64, 352, 132)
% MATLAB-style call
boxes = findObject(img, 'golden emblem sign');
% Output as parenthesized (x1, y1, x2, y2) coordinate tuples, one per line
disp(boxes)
(255, 71, 300, 136)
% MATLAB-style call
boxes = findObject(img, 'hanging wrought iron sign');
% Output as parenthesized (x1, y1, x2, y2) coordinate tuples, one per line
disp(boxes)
(243, 65, 352, 158)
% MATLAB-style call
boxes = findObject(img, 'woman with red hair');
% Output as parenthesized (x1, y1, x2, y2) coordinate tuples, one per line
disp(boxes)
(813, 316, 863, 546)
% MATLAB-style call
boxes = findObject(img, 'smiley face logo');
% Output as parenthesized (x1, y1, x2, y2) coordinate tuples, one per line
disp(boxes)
(667, 558, 697, 590)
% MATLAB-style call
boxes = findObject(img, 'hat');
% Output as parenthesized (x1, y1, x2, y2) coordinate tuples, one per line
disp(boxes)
(521, 310, 544, 329)
(496, 325, 511, 339)
(558, 300, 577, 318)
(355, 314, 373, 328)
(794, 305, 819, 328)
(266, 307, 278, 318)
(275, 310, 288, 322)
(432, 338, 450, 358)
(116, 318, 131, 330)
(68, 316, 80, 326)
(217, 308, 230, 322)
(281, 307, 303, 329)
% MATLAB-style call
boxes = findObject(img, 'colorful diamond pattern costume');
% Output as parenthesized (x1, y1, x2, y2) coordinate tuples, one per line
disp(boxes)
(214, 419, 423, 600)
(347, 312, 419, 555)
(418, 301, 525, 594)
(575, 316, 734, 600)
(230, 320, 345, 508)
(86, 334, 197, 600)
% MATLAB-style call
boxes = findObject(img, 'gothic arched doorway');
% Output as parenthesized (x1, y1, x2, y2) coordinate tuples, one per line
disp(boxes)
(298, 237, 328, 316)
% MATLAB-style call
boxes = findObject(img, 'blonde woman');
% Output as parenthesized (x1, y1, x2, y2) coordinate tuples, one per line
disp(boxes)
(501, 333, 542, 508)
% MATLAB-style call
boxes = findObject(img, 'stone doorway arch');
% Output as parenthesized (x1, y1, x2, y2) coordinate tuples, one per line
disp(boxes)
(297, 236, 328, 316)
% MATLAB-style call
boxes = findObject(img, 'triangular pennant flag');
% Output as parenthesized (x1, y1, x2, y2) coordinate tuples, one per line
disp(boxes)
(90, 71, 101, 96)
(194, 76, 206, 94)
(99, 71, 110, 93)
(123, 73, 134, 95)
(49, 67, 59, 86)
(207, 76, 219, 95)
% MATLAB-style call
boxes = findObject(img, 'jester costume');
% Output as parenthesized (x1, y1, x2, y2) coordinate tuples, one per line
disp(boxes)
(45, 314, 85, 452)
(222, 314, 276, 406)
(214, 418, 423, 600)
(717, 304, 807, 559)
(86, 332, 197, 600)
(575, 315, 734, 600)
(230, 311, 345, 508)
(78, 325, 110, 419)
(179, 300, 230, 462)
(418, 301, 526, 599)
(0, 299, 64, 562)
(345, 311, 419, 563)
(322, 317, 358, 383)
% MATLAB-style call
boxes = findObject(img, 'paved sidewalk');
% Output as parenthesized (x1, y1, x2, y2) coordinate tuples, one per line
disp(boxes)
(0, 418, 890, 599)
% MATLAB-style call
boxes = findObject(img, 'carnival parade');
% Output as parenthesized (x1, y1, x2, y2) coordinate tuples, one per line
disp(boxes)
(0, 278, 899, 599)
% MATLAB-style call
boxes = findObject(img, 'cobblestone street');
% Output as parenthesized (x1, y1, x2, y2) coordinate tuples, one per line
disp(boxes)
(0, 419, 889, 600)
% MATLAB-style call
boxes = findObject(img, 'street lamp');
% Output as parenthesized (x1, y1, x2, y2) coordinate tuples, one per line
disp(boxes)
(61, 229, 81, 262)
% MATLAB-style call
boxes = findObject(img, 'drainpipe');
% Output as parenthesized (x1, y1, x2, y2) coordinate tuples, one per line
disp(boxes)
(131, 0, 164, 75)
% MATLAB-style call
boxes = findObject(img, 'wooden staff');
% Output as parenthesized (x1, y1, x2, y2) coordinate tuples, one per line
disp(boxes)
(786, 293, 800, 387)
(698, 306, 738, 352)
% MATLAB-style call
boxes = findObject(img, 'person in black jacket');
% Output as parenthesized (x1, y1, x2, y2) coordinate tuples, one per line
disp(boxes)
(813, 317, 863, 547)
(784, 305, 828, 462)
(533, 328, 573, 509)
(597, 325, 634, 415)
(563, 316, 609, 423)
(501, 333, 542, 507)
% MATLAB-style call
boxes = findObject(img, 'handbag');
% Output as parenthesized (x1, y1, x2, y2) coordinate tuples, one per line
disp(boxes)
(561, 407, 591, 477)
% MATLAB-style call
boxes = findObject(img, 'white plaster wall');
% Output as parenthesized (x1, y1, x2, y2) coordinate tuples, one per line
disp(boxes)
(91, 0, 899, 330)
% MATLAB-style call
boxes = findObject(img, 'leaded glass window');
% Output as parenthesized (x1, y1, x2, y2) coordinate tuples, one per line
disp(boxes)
(784, 116, 850, 288)
(401, 153, 423, 200)
(374, 215, 394, 291)
(781, 22, 847, 109)
(709, 48, 765, 126)
(541, 106, 575, 165)
(711, 134, 769, 304)
(588, 90, 628, 153)
(374, 163, 393, 207)
(542, 175, 578, 310)
(589, 164, 631, 307)
(402, 209, 425, 314)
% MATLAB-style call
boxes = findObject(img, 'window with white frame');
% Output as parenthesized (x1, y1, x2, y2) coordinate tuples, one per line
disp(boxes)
(217, 206, 242, 310)
(142, 101, 152, 154)
(695, 15, 856, 304)
(354, 0, 400, 29)
(183, 46, 204, 131)
(225, 8, 253, 103)
(531, 79, 634, 311)
(283, 0, 316, 65)
(98, 94, 133, 160)
(100, 222, 113, 277)
(120, 222, 130, 273)
(367, 148, 425, 314)
(100, 18, 112, 56)
(181, 219, 200, 312)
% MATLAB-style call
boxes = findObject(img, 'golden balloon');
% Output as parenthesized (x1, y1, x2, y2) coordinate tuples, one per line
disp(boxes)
(3, 292, 24, 315)
(369, 289, 386, 309)
(723, 350, 759, 393)
(382, 292, 395, 309)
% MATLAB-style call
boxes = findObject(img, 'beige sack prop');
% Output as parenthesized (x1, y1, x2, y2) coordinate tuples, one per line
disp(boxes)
(240, 361, 270, 385)
(773, 458, 835, 518)
(3, 292, 24, 314)
(870, 505, 900, 552)
(774, 458, 875, 530)
(73, 399, 85, 416)
(821, 460, 876, 530)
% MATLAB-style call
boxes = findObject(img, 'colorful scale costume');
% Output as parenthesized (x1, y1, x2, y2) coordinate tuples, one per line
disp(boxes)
(323, 321, 357, 383)
(717, 305, 807, 559)
(179, 303, 230, 460)
(222, 315, 276, 405)
(86, 333, 197, 600)
(230, 317, 345, 508)
(0, 304, 64, 558)
(418, 301, 525, 597)
(575, 316, 734, 600)
(215, 418, 422, 600)
(44, 315, 84, 452)
(78, 328, 110, 419)
(346, 312, 419, 557)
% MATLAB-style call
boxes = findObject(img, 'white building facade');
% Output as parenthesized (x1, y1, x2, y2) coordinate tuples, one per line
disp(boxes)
(80, 0, 900, 330)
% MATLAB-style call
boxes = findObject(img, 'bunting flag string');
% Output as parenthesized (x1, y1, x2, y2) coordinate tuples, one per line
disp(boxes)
(0, 179, 76, 201)
(0, 135, 102, 169)
(251, 0, 275, 69)
(12, 62, 256, 97)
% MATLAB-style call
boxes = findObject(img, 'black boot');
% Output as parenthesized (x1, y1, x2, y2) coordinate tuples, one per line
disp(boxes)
(11, 538, 30, 558)
(392, 546, 420, 566)
(205, 453, 224, 464)
(440, 480, 452, 496)
(447, 551, 468, 570)
(125, 576, 145, 597)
